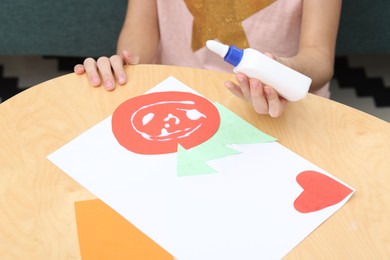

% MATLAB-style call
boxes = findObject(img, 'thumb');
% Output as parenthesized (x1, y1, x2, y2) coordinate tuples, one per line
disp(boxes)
(122, 50, 140, 65)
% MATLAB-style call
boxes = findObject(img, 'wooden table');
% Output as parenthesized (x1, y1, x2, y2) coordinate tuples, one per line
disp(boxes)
(1, 65, 389, 259)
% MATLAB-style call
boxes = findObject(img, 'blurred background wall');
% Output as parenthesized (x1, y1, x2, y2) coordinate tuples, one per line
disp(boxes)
(1, 0, 389, 120)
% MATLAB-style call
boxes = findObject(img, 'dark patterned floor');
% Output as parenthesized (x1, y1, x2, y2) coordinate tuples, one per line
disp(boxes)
(0, 56, 85, 101)
(0, 65, 18, 101)
(1, 55, 389, 121)
(334, 56, 390, 107)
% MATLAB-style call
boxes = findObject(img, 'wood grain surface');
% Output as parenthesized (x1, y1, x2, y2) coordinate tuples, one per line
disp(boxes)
(1, 65, 389, 259)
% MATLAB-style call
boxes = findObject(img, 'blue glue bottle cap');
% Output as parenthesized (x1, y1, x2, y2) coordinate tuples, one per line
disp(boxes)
(206, 40, 244, 67)
(224, 46, 244, 67)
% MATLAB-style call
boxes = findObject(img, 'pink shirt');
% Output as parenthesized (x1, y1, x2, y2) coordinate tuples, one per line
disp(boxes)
(156, 0, 330, 98)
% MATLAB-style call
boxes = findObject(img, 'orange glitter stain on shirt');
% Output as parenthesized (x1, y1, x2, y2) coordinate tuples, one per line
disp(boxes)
(184, 0, 276, 51)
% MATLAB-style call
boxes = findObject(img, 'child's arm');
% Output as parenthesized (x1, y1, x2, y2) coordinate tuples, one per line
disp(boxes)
(224, 0, 342, 117)
(282, 0, 342, 92)
(117, 0, 159, 64)
(74, 0, 159, 90)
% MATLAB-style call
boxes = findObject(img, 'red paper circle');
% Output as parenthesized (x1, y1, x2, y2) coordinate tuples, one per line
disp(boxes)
(112, 91, 220, 154)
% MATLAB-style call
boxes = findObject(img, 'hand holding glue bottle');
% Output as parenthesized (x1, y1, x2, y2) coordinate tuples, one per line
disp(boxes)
(206, 40, 312, 102)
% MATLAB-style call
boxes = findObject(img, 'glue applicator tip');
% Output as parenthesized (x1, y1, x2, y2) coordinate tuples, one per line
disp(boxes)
(206, 40, 229, 58)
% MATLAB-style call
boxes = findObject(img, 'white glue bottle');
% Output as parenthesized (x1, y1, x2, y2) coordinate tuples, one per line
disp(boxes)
(206, 40, 312, 101)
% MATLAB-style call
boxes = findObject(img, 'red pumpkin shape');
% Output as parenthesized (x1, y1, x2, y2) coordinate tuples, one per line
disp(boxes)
(112, 91, 220, 154)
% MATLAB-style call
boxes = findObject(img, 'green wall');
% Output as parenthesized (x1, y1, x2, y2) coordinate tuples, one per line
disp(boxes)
(1, 1, 389, 56)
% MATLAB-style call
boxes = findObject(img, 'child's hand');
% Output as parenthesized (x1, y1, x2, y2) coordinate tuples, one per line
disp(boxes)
(73, 50, 140, 91)
(224, 73, 288, 118)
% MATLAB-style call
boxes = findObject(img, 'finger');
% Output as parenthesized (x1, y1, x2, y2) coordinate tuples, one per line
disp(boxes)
(264, 86, 288, 117)
(96, 56, 116, 91)
(249, 80, 268, 114)
(236, 74, 251, 102)
(122, 50, 140, 65)
(224, 80, 245, 99)
(110, 55, 127, 85)
(74, 64, 85, 74)
(83, 58, 101, 87)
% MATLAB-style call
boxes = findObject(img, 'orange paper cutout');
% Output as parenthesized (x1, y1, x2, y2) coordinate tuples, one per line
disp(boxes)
(74, 199, 173, 260)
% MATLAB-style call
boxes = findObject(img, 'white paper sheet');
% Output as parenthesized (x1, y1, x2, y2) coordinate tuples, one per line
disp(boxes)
(48, 77, 354, 260)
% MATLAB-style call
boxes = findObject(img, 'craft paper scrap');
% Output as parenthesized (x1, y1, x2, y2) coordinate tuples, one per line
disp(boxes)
(111, 90, 222, 155)
(75, 199, 173, 260)
(48, 76, 355, 260)
(176, 102, 276, 176)
(111, 85, 275, 176)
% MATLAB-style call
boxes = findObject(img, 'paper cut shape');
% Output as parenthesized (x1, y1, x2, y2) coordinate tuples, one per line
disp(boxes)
(177, 103, 276, 176)
(111, 88, 275, 177)
(75, 199, 173, 260)
(214, 103, 276, 144)
(177, 144, 218, 176)
(294, 170, 354, 213)
(112, 91, 220, 154)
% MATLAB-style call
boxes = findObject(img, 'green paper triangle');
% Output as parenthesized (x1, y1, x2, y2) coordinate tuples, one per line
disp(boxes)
(177, 145, 217, 176)
(191, 137, 242, 160)
(176, 102, 277, 177)
(215, 102, 276, 144)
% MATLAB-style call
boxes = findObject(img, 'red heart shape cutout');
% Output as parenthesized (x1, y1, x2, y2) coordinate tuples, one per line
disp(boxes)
(294, 170, 353, 213)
